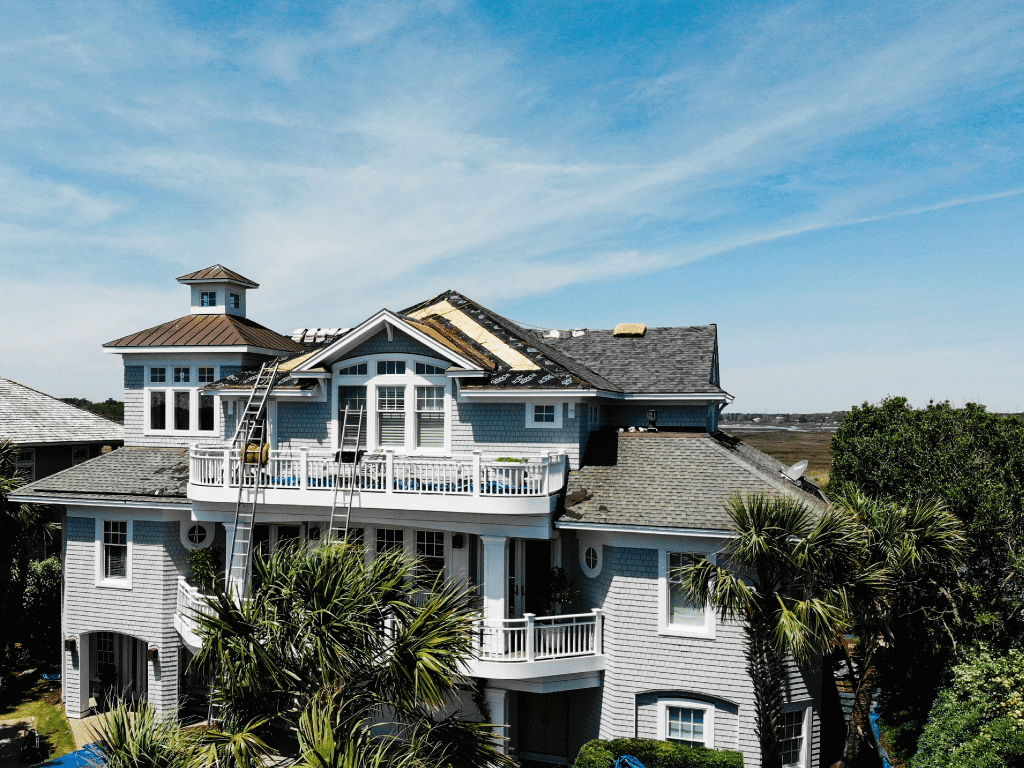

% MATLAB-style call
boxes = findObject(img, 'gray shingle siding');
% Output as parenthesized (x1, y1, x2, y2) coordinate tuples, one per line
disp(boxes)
(451, 401, 584, 468)
(603, 403, 709, 430)
(343, 329, 443, 362)
(125, 366, 144, 390)
(63, 516, 187, 717)
(563, 534, 820, 767)
(277, 400, 331, 449)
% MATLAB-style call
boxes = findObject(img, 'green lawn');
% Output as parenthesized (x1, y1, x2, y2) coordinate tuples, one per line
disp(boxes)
(0, 675, 76, 760)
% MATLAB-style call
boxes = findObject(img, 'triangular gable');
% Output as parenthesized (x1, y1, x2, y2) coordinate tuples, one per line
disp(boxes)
(296, 310, 485, 372)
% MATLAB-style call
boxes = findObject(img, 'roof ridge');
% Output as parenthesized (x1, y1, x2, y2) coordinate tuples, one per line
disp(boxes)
(0, 377, 125, 426)
(700, 433, 824, 505)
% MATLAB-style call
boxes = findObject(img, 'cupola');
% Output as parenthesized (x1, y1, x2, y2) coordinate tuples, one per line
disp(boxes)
(176, 265, 258, 318)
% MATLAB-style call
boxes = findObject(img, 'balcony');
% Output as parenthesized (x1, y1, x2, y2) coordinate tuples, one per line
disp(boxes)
(175, 579, 602, 681)
(188, 447, 568, 514)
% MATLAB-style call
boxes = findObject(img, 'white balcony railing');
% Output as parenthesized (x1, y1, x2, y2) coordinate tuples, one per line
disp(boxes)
(189, 447, 568, 500)
(175, 577, 215, 651)
(476, 610, 603, 663)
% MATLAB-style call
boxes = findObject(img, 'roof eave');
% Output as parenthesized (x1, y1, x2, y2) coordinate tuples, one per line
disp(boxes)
(103, 345, 295, 355)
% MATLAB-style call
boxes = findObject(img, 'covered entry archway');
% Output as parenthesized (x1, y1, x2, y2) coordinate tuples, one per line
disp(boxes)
(79, 632, 149, 712)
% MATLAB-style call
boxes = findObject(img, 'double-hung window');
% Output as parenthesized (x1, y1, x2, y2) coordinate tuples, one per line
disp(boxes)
(377, 386, 405, 446)
(416, 386, 444, 448)
(103, 521, 128, 581)
(415, 531, 445, 586)
(781, 708, 808, 767)
(661, 551, 714, 636)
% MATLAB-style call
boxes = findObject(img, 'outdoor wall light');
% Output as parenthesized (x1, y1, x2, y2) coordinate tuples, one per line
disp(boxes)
(64, 637, 76, 652)
(147, 647, 159, 662)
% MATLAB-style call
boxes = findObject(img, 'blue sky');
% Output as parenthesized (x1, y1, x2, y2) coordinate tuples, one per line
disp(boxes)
(2, 0, 1022, 412)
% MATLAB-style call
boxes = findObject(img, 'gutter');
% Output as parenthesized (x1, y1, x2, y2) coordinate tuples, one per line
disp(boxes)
(7, 494, 188, 510)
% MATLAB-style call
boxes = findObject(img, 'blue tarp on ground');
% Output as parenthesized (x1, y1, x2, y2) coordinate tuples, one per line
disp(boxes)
(38, 743, 103, 767)
(869, 709, 893, 768)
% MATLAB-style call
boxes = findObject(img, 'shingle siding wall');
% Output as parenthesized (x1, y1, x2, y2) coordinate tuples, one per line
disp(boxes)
(451, 401, 585, 469)
(343, 329, 443, 361)
(564, 534, 820, 767)
(63, 516, 187, 717)
(277, 401, 331, 449)
(603, 403, 710, 430)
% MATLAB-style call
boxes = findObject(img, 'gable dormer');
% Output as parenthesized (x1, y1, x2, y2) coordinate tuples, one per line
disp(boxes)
(177, 264, 258, 318)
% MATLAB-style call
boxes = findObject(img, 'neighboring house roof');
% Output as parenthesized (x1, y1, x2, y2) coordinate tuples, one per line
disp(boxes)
(537, 325, 723, 395)
(558, 431, 826, 532)
(9, 447, 188, 504)
(177, 264, 259, 287)
(0, 377, 124, 447)
(103, 314, 304, 352)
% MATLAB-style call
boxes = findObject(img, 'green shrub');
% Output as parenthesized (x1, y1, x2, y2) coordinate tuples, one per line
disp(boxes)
(913, 645, 1024, 768)
(574, 738, 743, 768)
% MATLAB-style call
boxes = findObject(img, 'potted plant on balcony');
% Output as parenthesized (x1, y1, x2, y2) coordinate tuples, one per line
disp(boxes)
(187, 547, 222, 594)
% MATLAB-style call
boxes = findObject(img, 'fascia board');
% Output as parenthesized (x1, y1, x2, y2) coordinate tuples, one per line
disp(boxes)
(554, 521, 735, 539)
(105, 346, 291, 356)
(7, 494, 188, 511)
(296, 309, 479, 372)
(457, 390, 730, 402)
(619, 393, 730, 402)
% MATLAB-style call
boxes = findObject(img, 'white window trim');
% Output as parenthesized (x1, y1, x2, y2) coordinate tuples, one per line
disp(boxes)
(658, 549, 717, 638)
(181, 521, 214, 550)
(144, 365, 221, 436)
(657, 697, 715, 749)
(781, 702, 812, 768)
(525, 402, 563, 429)
(578, 533, 603, 578)
(95, 518, 133, 590)
(331, 356, 452, 456)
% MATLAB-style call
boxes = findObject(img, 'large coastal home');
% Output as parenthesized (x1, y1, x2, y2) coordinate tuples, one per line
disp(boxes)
(11, 266, 827, 767)
(0, 376, 124, 482)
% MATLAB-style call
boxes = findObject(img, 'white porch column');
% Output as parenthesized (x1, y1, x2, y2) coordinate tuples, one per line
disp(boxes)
(483, 686, 509, 754)
(70, 632, 91, 719)
(480, 535, 507, 622)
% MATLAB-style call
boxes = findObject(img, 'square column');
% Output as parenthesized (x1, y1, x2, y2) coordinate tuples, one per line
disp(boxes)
(483, 686, 509, 755)
(480, 535, 508, 622)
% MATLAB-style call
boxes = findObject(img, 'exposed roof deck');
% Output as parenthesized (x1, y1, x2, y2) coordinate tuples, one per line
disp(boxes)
(0, 377, 124, 446)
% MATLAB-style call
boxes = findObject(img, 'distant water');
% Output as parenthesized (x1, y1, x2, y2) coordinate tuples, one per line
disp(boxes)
(722, 424, 838, 433)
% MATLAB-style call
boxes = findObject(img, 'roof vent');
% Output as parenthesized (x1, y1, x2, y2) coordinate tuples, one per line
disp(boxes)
(613, 323, 647, 337)
(572, 328, 586, 337)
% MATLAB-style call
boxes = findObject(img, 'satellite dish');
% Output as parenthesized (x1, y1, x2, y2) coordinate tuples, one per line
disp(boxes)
(784, 460, 808, 482)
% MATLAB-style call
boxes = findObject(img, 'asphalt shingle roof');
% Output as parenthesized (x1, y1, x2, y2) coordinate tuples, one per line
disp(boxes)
(540, 325, 725, 395)
(104, 314, 304, 352)
(11, 447, 188, 503)
(559, 431, 825, 531)
(0, 377, 124, 446)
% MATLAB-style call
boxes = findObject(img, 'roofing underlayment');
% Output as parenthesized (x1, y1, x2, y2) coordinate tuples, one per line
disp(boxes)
(0, 377, 124, 446)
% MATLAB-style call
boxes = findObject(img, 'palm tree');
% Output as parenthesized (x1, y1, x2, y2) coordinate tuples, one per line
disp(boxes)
(680, 493, 869, 768)
(827, 488, 965, 768)
(192, 541, 513, 768)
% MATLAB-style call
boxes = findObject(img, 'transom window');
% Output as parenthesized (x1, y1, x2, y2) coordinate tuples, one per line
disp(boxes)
(377, 386, 406, 446)
(666, 706, 705, 748)
(229, 293, 240, 309)
(415, 531, 445, 586)
(200, 291, 217, 306)
(415, 362, 445, 375)
(338, 362, 368, 376)
(174, 367, 190, 383)
(150, 367, 166, 383)
(103, 521, 128, 580)
(377, 360, 406, 375)
(781, 710, 806, 766)
(376, 528, 404, 554)
(668, 552, 705, 627)
(198, 367, 215, 383)
(534, 404, 555, 423)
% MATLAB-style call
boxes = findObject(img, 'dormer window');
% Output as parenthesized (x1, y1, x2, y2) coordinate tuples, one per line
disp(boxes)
(228, 293, 240, 309)
(200, 291, 217, 307)
(377, 360, 406, 375)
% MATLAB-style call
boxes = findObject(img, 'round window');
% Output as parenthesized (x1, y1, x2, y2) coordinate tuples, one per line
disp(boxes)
(579, 538, 602, 577)
(187, 525, 208, 545)
(181, 521, 213, 550)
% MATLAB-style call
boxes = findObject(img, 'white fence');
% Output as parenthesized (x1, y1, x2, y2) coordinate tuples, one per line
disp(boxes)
(475, 610, 603, 663)
(189, 447, 567, 499)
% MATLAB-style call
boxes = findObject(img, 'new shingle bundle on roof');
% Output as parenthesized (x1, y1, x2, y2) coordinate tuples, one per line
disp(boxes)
(0, 377, 124, 446)
(11, 447, 188, 503)
(104, 314, 304, 352)
(559, 431, 825, 531)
